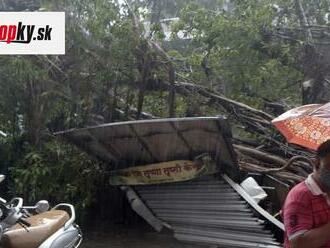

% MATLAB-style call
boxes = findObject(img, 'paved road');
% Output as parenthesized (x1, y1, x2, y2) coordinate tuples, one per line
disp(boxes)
(81, 226, 203, 248)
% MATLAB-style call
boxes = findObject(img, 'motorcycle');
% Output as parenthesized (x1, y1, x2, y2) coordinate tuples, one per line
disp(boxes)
(0, 175, 82, 248)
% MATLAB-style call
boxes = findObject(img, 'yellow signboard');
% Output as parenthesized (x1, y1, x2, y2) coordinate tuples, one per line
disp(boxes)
(109, 155, 217, 185)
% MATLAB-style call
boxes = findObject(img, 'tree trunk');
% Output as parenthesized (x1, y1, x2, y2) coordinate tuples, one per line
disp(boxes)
(168, 64, 176, 118)
(136, 87, 145, 120)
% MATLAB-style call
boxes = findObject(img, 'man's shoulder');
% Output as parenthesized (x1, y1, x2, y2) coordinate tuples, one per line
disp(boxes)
(285, 181, 312, 205)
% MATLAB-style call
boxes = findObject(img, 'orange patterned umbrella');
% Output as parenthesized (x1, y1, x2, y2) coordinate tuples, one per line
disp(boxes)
(272, 103, 330, 150)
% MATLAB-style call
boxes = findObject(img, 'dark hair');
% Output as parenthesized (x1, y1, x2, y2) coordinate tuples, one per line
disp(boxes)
(317, 140, 330, 158)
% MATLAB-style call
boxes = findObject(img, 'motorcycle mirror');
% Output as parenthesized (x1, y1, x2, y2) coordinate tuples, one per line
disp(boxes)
(35, 200, 50, 213)
(0, 175, 5, 183)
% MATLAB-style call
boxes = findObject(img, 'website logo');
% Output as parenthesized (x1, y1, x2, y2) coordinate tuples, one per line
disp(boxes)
(0, 12, 65, 54)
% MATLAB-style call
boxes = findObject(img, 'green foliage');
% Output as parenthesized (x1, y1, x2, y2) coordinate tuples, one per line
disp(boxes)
(0, 0, 327, 223)
(173, 0, 304, 108)
(10, 141, 105, 215)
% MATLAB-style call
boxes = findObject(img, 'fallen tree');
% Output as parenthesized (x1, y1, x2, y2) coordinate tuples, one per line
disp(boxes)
(62, 1, 319, 189)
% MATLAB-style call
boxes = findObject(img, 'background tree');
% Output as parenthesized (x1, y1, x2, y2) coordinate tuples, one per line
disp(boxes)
(0, 0, 329, 224)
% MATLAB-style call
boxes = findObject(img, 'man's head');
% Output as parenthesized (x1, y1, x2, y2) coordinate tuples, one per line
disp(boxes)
(314, 140, 330, 192)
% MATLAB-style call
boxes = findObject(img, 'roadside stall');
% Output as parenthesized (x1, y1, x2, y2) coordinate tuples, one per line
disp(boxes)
(56, 117, 284, 248)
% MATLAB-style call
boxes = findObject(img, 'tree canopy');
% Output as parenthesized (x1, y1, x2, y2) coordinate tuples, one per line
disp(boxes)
(0, 0, 329, 218)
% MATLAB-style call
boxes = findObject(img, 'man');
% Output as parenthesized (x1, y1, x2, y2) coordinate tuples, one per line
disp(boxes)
(283, 139, 330, 248)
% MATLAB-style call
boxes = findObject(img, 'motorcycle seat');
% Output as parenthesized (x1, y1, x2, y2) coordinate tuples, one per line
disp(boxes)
(1, 210, 70, 248)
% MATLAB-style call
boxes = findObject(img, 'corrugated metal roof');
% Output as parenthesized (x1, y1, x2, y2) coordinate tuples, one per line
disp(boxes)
(56, 117, 284, 246)
(55, 117, 239, 179)
(135, 176, 282, 248)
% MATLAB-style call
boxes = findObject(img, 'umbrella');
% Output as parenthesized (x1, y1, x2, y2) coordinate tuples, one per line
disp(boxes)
(272, 102, 330, 150)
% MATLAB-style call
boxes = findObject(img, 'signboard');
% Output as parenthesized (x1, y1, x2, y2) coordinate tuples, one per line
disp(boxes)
(109, 155, 218, 185)
(0, 12, 65, 54)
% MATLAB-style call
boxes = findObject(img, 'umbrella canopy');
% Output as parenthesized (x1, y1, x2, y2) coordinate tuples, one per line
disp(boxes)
(272, 103, 330, 150)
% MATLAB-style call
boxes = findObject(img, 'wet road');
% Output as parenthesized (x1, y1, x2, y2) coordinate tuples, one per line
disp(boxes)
(81, 225, 203, 248)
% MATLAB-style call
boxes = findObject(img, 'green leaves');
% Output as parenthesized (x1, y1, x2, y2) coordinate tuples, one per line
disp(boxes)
(174, 0, 304, 107)
(0, 0, 327, 223)
(10, 140, 105, 214)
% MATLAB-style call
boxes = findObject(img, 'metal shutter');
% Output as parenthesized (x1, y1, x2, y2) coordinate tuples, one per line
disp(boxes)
(135, 177, 281, 248)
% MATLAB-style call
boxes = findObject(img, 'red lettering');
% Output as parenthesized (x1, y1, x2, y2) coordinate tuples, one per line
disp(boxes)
(0, 26, 7, 40)
(0, 25, 17, 43)
(7, 25, 16, 43)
